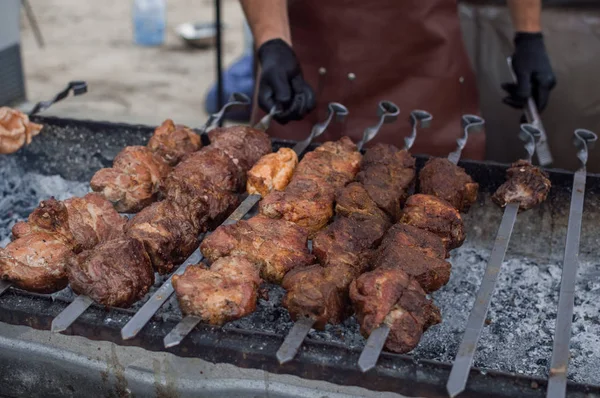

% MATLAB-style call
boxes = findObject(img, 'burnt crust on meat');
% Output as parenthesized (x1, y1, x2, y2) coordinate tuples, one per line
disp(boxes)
(492, 160, 551, 211)
(419, 157, 479, 212)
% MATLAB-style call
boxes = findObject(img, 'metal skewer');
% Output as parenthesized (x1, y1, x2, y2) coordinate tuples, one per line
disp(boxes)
(446, 124, 543, 398)
(507, 56, 553, 167)
(28, 81, 88, 116)
(50, 95, 253, 334)
(122, 103, 348, 341)
(546, 129, 597, 398)
(276, 103, 405, 365)
(447, 115, 485, 165)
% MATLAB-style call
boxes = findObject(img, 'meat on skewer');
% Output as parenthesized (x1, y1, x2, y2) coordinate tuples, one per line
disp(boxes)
(247, 148, 298, 197)
(172, 256, 262, 325)
(492, 159, 551, 210)
(419, 157, 479, 212)
(147, 119, 201, 166)
(0, 107, 43, 154)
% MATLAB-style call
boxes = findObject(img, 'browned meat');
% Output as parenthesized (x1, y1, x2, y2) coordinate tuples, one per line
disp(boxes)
(1, 199, 75, 293)
(208, 126, 272, 172)
(126, 200, 200, 274)
(200, 215, 314, 283)
(356, 144, 416, 220)
(419, 157, 479, 212)
(259, 137, 361, 236)
(350, 267, 441, 354)
(147, 119, 202, 166)
(90, 146, 171, 213)
(247, 148, 298, 197)
(492, 160, 551, 210)
(401, 194, 465, 250)
(282, 263, 356, 329)
(0, 107, 43, 154)
(374, 244, 451, 293)
(63, 193, 127, 251)
(67, 238, 154, 307)
(376, 224, 447, 260)
(173, 256, 262, 325)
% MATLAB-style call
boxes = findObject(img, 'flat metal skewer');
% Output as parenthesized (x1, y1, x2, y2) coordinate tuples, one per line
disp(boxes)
(447, 115, 485, 165)
(50, 96, 252, 334)
(447, 124, 543, 398)
(546, 129, 597, 398)
(123, 103, 348, 341)
(276, 102, 407, 365)
(0, 281, 12, 296)
(507, 57, 553, 167)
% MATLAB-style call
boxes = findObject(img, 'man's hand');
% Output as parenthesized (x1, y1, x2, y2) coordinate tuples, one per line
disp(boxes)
(257, 39, 315, 124)
(502, 33, 556, 112)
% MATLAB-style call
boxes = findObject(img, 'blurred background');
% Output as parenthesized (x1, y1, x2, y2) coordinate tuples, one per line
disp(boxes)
(2, 0, 600, 171)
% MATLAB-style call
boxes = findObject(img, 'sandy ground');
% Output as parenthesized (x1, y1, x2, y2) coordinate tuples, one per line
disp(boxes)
(19, 0, 247, 127)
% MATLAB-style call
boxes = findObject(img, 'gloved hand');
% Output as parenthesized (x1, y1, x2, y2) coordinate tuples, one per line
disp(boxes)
(257, 38, 315, 124)
(502, 32, 556, 112)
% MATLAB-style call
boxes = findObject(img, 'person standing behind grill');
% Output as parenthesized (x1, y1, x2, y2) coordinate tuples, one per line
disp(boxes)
(240, 0, 556, 161)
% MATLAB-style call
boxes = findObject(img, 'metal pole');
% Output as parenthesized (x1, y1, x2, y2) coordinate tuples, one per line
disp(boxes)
(215, 0, 224, 126)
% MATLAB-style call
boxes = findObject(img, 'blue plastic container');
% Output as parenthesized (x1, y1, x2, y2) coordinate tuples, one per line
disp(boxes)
(133, 0, 166, 46)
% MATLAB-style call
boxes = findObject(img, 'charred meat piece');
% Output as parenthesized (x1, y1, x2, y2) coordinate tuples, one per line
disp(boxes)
(419, 157, 479, 212)
(259, 137, 361, 236)
(247, 147, 298, 197)
(90, 146, 171, 213)
(334, 182, 390, 225)
(0, 107, 43, 154)
(126, 200, 201, 274)
(208, 126, 272, 173)
(376, 224, 447, 260)
(282, 263, 356, 329)
(1, 199, 75, 293)
(374, 244, 451, 293)
(63, 193, 127, 251)
(68, 238, 154, 308)
(350, 267, 441, 354)
(492, 160, 551, 210)
(147, 119, 201, 166)
(173, 256, 262, 325)
(200, 215, 314, 283)
(401, 194, 465, 250)
(356, 144, 416, 220)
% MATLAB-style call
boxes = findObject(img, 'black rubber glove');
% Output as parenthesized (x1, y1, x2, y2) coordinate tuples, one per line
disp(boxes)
(257, 38, 315, 124)
(502, 32, 556, 112)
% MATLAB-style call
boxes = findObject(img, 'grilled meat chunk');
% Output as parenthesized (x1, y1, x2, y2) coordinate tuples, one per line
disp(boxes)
(68, 238, 154, 308)
(356, 144, 416, 220)
(0, 107, 43, 154)
(376, 224, 447, 260)
(492, 160, 551, 210)
(200, 215, 314, 283)
(259, 137, 361, 236)
(282, 263, 356, 329)
(173, 256, 262, 325)
(63, 193, 127, 251)
(247, 147, 298, 197)
(350, 267, 441, 354)
(1, 199, 75, 293)
(334, 182, 391, 225)
(147, 119, 201, 166)
(208, 126, 273, 173)
(419, 157, 479, 212)
(126, 200, 201, 274)
(401, 194, 465, 250)
(90, 146, 171, 213)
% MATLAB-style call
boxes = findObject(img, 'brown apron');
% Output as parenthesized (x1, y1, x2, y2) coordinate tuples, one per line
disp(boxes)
(251, 0, 485, 160)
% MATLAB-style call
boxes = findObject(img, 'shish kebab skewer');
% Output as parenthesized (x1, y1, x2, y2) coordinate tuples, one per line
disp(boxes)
(447, 124, 551, 398)
(119, 102, 349, 340)
(49, 94, 257, 333)
(356, 114, 485, 373)
(546, 129, 597, 398)
(277, 110, 432, 364)
(162, 101, 400, 349)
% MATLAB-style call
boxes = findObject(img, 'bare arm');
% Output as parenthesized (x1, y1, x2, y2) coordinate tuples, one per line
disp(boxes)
(239, 0, 291, 48)
(507, 0, 541, 32)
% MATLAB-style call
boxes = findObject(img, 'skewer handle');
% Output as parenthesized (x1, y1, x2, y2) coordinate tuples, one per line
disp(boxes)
(51, 295, 94, 333)
(199, 92, 251, 134)
(29, 81, 88, 116)
(447, 115, 484, 165)
(406, 110, 432, 151)
(276, 317, 315, 364)
(254, 106, 280, 131)
(293, 102, 349, 156)
(357, 101, 400, 151)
